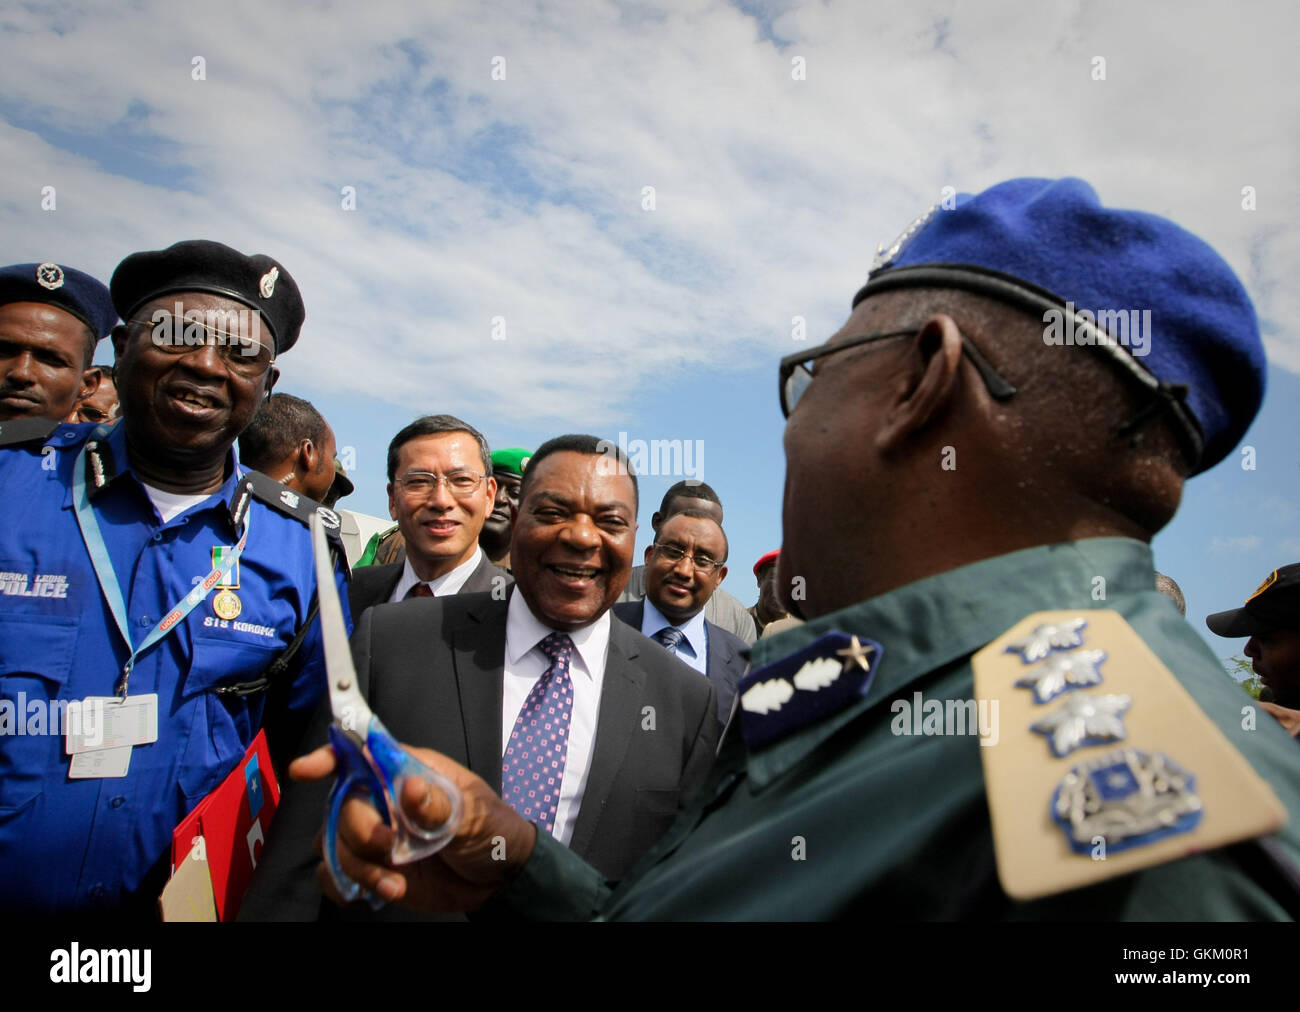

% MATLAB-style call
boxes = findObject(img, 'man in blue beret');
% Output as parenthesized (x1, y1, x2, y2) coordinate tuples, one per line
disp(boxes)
(0, 240, 350, 918)
(0, 261, 117, 423)
(307, 178, 1300, 922)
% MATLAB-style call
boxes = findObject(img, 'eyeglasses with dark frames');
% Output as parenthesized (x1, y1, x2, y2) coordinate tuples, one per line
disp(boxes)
(778, 326, 1017, 417)
(651, 542, 724, 575)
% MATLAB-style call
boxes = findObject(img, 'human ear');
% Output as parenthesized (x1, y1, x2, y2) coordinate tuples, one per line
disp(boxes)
(873, 314, 963, 452)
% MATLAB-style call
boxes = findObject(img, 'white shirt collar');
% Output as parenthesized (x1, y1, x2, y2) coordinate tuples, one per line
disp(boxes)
(641, 597, 708, 660)
(505, 589, 610, 681)
(391, 545, 483, 602)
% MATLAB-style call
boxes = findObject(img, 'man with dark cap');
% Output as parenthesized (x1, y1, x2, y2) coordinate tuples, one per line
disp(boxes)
(618, 481, 757, 644)
(0, 240, 350, 918)
(309, 177, 1300, 921)
(238, 392, 339, 504)
(479, 446, 531, 571)
(1208, 565, 1300, 737)
(0, 261, 117, 423)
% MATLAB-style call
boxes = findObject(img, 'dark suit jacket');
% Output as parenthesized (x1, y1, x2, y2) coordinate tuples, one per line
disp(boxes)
(612, 600, 747, 727)
(240, 589, 718, 921)
(348, 554, 511, 616)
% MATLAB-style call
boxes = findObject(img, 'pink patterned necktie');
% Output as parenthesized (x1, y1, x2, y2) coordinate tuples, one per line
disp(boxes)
(501, 632, 575, 835)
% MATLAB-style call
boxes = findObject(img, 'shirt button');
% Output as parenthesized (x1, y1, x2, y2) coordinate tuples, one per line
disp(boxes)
(139, 615, 151, 627)
(152, 532, 164, 542)
(110, 796, 125, 809)
(89, 884, 106, 899)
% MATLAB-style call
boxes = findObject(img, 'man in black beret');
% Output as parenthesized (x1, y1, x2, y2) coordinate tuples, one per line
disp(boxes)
(0, 240, 349, 919)
(0, 261, 117, 423)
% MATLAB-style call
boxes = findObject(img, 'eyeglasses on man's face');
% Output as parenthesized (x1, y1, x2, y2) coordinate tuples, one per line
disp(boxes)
(130, 314, 276, 378)
(394, 470, 488, 499)
(778, 326, 1017, 417)
(652, 542, 723, 575)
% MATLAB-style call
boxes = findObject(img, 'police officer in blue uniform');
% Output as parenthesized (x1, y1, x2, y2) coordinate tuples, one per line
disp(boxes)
(0, 240, 350, 918)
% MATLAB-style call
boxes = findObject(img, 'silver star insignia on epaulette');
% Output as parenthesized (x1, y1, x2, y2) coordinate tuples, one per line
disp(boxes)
(1031, 692, 1131, 758)
(835, 635, 875, 674)
(1004, 617, 1088, 664)
(1014, 648, 1107, 703)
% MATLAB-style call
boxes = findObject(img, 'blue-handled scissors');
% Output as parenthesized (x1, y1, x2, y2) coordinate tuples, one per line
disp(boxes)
(310, 514, 462, 907)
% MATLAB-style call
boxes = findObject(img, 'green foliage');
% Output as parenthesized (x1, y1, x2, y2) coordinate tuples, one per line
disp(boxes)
(1222, 655, 1262, 699)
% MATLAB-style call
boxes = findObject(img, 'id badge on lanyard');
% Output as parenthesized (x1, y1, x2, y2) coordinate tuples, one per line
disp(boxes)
(68, 437, 251, 776)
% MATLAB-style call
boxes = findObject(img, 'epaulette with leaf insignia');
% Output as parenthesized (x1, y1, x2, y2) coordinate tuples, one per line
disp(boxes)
(231, 470, 349, 576)
(973, 610, 1285, 900)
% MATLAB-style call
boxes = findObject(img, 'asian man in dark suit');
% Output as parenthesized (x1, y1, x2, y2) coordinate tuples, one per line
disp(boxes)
(241, 434, 717, 920)
(613, 510, 747, 727)
(348, 414, 512, 616)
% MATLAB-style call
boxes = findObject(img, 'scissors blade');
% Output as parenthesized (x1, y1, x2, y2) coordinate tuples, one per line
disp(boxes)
(309, 514, 369, 731)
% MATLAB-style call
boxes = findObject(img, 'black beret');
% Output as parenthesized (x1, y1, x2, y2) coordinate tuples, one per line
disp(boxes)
(0, 262, 117, 339)
(110, 240, 305, 355)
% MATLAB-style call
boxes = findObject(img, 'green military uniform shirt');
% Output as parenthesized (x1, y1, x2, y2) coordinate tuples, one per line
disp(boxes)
(500, 538, 1300, 920)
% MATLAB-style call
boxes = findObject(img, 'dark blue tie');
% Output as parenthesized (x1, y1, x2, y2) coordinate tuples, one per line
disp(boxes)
(654, 626, 686, 654)
(501, 632, 575, 835)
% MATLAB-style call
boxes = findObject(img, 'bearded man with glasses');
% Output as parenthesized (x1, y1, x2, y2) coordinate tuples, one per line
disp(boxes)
(0, 240, 350, 918)
(346, 415, 512, 618)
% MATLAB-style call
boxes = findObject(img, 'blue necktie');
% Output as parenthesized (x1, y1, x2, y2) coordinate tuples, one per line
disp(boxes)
(654, 626, 686, 654)
(501, 632, 575, 835)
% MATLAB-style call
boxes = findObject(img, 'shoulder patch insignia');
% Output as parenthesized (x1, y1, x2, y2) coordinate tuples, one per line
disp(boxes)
(0, 416, 61, 448)
(237, 470, 349, 576)
(738, 632, 881, 751)
(972, 609, 1286, 901)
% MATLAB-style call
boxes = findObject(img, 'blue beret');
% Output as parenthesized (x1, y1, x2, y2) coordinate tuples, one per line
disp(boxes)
(0, 262, 117, 340)
(855, 177, 1265, 474)
(110, 240, 305, 355)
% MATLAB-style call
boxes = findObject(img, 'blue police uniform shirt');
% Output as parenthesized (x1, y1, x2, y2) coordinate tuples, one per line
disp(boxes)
(0, 419, 350, 915)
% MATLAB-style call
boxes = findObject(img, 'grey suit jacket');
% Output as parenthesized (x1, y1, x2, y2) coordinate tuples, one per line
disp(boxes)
(612, 600, 747, 727)
(240, 589, 718, 921)
(348, 554, 511, 616)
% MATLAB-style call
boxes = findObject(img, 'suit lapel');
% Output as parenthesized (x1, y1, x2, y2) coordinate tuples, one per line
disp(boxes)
(450, 596, 507, 792)
(568, 624, 644, 857)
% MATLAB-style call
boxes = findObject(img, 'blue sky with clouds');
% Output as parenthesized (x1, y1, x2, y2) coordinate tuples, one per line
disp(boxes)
(3, 0, 1296, 661)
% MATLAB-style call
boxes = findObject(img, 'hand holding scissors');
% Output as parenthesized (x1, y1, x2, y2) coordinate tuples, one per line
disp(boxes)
(309, 514, 462, 907)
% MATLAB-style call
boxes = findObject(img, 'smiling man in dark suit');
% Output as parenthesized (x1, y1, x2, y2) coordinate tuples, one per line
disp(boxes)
(348, 415, 510, 615)
(242, 433, 718, 919)
(614, 510, 747, 727)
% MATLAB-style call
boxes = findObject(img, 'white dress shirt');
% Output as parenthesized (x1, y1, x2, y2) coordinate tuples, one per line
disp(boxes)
(501, 591, 610, 846)
(388, 546, 483, 603)
(640, 598, 709, 677)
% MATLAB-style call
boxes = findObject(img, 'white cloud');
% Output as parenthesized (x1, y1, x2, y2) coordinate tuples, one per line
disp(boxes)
(2, 0, 1297, 431)
(1210, 536, 1263, 552)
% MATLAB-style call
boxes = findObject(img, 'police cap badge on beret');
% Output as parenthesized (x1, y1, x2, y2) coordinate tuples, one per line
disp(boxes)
(110, 240, 305, 355)
(855, 177, 1265, 475)
(0, 262, 117, 340)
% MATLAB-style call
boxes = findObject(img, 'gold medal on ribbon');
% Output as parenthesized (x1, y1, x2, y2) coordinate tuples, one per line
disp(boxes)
(212, 589, 242, 620)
